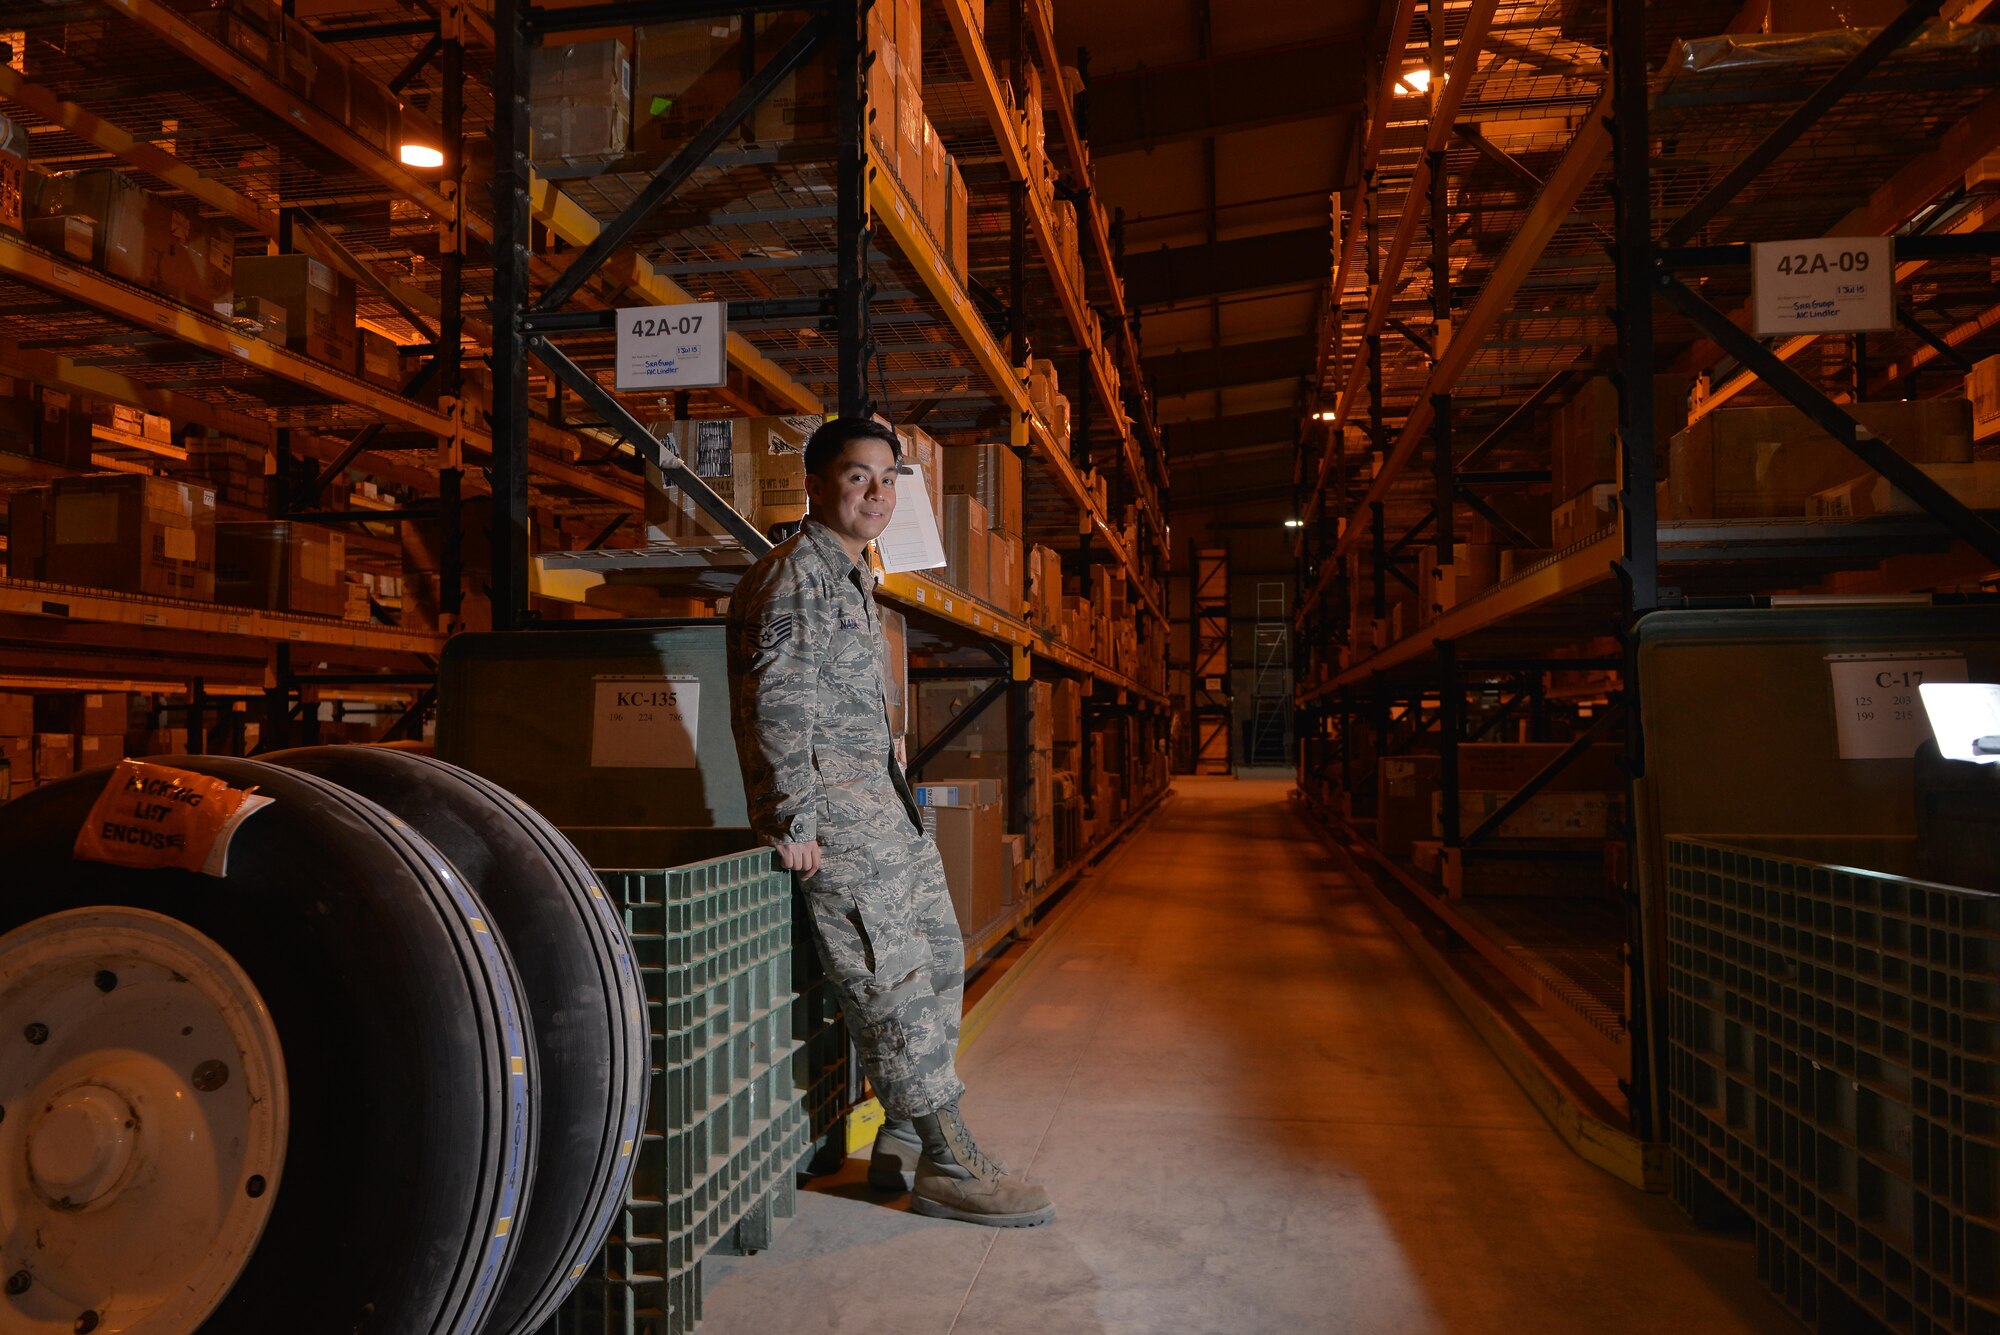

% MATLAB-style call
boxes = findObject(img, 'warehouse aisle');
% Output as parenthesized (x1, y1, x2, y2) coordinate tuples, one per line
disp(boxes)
(700, 778, 1778, 1335)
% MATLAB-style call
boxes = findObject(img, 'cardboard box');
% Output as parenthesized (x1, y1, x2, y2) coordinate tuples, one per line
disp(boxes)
(233, 254, 358, 372)
(215, 521, 348, 618)
(36, 388, 95, 470)
(1552, 483, 1618, 550)
(986, 530, 1022, 614)
(34, 734, 74, 782)
(633, 14, 825, 154)
(530, 38, 633, 173)
(1380, 754, 1442, 858)
(76, 733, 123, 773)
(349, 74, 401, 154)
(30, 475, 216, 600)
(26, 214, 95, 262)
(921, 117, 948, 239)
(360, 330, 402, 388)
(0, 695, 32, 736)
(233, 295, 289, 347)
(944, 443, 1023, 536)
(181, 0, 278, 73)
(28, 169, 151, 286)
(942, 493, 988, 600)
(947, 157, 969, 282)
(6, 487, 48, 579)
(1809, 460, 2000, 518)
(0, 734, 30, 780)
(37, 691, 141, 738)
(1668, 398, 1974, 520)
(1002, 833, 1027, 907)
(1552, 374, 1687, 500)
(1434, 789, 1621, 842)
(1970, 354, 2000, 438)
(868, 34, 900, 156)
(148, 191, 236, 314)
(1455, 743, 1623, 793)
(915, 778, 1006, 934)
(896, 64, 925, 189)
(896, 0, 922, 76)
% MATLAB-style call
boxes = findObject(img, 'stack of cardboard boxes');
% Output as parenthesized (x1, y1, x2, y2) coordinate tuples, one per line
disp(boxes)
(1668, 397, 1979, 521)
(0, 378, 95, 471)
(7, 474, 217, 599)
(529, 38, 632, 174)
(0, 690, 153, 798)
(940, 444, 1025, 612)
(643, 415, 821, 542)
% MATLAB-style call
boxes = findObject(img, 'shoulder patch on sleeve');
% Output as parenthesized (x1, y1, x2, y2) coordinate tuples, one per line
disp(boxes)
(757, 612, 797, 650)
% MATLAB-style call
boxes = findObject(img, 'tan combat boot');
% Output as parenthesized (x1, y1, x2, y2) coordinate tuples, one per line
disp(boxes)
(909, 1104, 1055, 1228)
(868, 1118, 923, 1192)
(872, 1115, 1009, 1193)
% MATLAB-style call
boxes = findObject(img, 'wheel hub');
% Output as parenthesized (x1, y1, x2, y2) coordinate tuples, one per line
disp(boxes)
(26, 1085, 137, 1208)
(0, 908, 288, 1335)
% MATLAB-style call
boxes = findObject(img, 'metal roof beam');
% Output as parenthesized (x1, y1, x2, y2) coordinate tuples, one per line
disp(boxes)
(1089, 38, 1367, 156)
(1124, 227, 1330, 308)
(1162, 408, 1300, 458)
(1149, 336, 1316, 398)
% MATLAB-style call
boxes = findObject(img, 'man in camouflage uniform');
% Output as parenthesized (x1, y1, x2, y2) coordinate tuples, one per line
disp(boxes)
(726, 417, 1054, 1228)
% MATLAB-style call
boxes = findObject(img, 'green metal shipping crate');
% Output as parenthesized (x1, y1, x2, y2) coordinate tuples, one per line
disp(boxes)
(1667, 835, 2000, 1335)
(552, 851, 813, 1335)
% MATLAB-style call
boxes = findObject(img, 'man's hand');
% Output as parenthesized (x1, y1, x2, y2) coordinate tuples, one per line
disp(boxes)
(893, 736, 907, 767)
(773, 841, 822, 876)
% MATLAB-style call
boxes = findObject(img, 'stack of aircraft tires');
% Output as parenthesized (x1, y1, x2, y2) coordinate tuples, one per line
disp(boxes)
(0, 747, 652, 1335)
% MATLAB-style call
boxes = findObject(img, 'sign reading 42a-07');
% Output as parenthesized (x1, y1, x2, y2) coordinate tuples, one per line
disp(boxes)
(1750, 237, 1894, 337)
(615, 301, 728, 389)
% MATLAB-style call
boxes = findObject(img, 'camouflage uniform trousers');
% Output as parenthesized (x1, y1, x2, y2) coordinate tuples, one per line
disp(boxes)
(803, 822, 965, 1122)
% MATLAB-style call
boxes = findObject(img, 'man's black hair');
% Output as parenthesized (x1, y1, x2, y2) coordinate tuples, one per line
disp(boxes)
(803, 416, 900, 478)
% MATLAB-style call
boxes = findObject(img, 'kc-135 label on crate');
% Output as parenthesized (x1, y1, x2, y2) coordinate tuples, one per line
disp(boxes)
(590, 674, 701, 768)
(1825, 652, 1966, 760)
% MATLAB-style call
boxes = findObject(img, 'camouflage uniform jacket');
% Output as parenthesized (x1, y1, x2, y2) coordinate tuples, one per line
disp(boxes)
(726, 516, 923, 847)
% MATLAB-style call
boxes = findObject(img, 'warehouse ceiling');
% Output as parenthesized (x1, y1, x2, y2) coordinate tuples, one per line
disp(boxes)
(1056, 0, 1378, 528)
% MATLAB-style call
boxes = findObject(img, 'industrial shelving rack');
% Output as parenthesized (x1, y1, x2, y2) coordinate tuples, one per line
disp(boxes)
(0, 0, 1172, 925)
(1288, 0, 2000, 1187)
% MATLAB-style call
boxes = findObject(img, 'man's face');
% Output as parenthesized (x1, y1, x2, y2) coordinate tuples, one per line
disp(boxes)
(806, 437, 900, 551)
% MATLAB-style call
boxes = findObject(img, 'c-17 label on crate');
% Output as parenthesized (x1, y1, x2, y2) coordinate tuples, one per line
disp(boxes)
(590, 675, 700, 768)
(1825, 653, 1966, 760)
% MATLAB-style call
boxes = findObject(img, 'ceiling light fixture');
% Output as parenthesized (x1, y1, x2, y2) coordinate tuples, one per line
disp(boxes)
(1283, 518, 1305, 528)
(399, 142, 445, 169)
(1397, 68, 1434, 95)
(1312, 410, 1338, 422)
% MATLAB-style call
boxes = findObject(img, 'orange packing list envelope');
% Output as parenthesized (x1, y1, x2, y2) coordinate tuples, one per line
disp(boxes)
(74, 759, 274, 877)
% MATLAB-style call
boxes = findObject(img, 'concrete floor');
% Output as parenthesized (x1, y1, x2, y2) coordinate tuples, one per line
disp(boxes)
(701, 778, 1787, 1334)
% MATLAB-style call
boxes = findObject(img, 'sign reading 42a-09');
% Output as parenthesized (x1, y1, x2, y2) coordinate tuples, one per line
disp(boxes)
(1750, 237, 1894, 337)
(615, 301, 728, 390)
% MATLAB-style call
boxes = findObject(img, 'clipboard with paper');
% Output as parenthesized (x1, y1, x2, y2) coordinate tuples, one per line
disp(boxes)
(873, 463, 948, 574)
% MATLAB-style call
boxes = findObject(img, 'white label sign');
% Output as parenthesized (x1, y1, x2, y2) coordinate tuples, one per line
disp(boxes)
(1825, 653, 1966, 760)
(615, 302, 727, 390)
(590, 674, 701, 768)
(1751, 237, 1893, 337)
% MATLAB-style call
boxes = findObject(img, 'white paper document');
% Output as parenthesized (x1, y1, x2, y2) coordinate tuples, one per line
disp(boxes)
(1919, 682, 2000, 765)
(874, 463, 948, 573)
